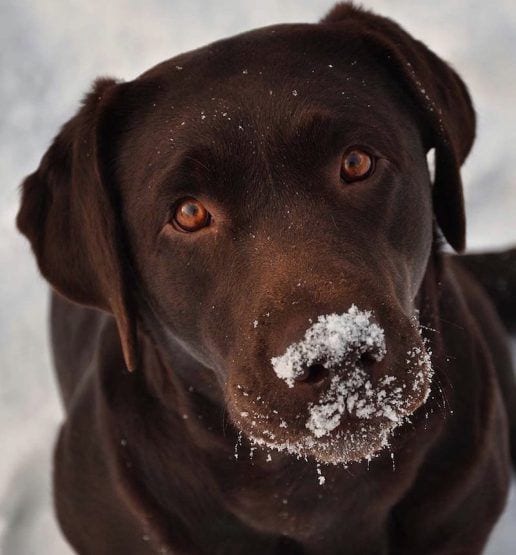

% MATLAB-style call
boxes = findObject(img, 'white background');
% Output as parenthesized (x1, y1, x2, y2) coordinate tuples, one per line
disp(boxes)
(1, 1, 515, 553)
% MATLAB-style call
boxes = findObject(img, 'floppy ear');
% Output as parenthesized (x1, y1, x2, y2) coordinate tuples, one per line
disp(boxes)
(322, 2, 476, 252)
(16, 78, 138, 371)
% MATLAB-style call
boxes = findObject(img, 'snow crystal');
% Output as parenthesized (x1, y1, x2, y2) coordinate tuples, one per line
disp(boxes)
(306, 372, 406, 439)
(271, 305, 386, 388)
(248, 422, 393, 465)
(316, 463, 326, 485)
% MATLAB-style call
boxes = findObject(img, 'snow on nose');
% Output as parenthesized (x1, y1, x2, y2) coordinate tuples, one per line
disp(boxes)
(270, 305, 386, 388)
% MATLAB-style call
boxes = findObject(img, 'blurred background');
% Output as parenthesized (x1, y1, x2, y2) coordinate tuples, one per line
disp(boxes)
(1, 0, 514, 553)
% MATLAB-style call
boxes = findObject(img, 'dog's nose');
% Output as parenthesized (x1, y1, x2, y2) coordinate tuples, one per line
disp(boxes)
(292, 351, 378, 386)
(270, 307, 386, 388)
(293, 362, 329, 385)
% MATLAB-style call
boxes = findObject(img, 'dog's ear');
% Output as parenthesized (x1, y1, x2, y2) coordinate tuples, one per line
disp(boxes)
(322, 3, 475, 252)
(17, 78, 138, 371)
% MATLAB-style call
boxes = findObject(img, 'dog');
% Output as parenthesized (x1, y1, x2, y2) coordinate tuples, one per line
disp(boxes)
(16, 3, 516, 554)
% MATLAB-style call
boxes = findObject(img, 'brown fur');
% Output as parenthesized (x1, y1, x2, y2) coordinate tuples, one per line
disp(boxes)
(17, 3, 515, 554)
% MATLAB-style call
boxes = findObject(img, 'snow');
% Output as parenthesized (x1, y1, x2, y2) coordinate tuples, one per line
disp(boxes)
(308, 372, 402, 436)
(1, 1, 515, 553)
(248, 417, 395, 465)
(261, 309, 432, 461)
(271, 306, 386, 388)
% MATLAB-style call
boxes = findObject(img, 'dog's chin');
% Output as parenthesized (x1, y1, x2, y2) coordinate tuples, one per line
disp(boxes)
(240, 416, 400, 465)
(249, 419, 398, 465)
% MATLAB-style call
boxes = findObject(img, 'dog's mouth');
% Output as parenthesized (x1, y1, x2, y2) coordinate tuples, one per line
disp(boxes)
(228, 307, 433, 465)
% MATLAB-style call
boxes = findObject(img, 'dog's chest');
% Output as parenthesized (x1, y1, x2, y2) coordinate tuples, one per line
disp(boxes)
(216, 452, 399, 544)
(208, 407, 445, 547)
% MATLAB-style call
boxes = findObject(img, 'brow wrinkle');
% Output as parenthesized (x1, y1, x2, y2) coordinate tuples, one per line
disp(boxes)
(182, 154, 211, 173)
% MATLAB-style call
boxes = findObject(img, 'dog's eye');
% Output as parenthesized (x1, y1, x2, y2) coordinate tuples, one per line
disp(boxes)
(341, 148, 374, 182)
(173, 198, 211, 232)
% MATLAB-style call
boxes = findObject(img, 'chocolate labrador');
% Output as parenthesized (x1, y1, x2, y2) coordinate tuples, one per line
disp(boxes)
(16, 3, 516, 554)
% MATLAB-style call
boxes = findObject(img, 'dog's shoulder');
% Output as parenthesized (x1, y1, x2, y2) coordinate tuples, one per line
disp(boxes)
(444, 253, 510, 341)
(442, 254, 515, 432)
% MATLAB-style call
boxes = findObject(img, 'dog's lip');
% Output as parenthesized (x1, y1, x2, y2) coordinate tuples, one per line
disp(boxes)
(244, 414, 400, 465)
(239, 405, 408, 437)
(231, 354, 432, 427)
(233, 386, 425, 442)
(238, 383, 439, 466)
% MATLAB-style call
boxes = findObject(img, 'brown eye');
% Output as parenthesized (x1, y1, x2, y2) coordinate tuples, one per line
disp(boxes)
(341, 148, 374, 182)
(173, 198, 210, 232)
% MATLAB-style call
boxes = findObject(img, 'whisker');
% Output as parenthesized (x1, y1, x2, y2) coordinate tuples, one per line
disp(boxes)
(437, 317, 465, 331)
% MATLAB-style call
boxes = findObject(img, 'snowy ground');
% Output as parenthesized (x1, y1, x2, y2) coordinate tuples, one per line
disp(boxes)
(1, 1, 515, 553)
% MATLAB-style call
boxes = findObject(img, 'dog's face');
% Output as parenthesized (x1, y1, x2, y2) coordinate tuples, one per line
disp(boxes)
(118, 28, 435, 463)
(17, 4, 475, 464)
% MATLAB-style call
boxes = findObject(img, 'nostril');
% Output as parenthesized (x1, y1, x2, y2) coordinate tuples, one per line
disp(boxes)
(294, 363, 329, 385)
(360, 351, 377, 368)
(294, 354, 378, 385)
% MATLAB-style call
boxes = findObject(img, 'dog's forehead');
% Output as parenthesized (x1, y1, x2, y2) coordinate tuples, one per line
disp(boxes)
(117, 23, 423, 205)
(138, 23, 415, 126)
(144, 23, 380, 79)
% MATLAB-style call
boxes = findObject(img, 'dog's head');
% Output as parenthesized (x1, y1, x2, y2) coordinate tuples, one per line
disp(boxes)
(17, 3, 474, 464)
